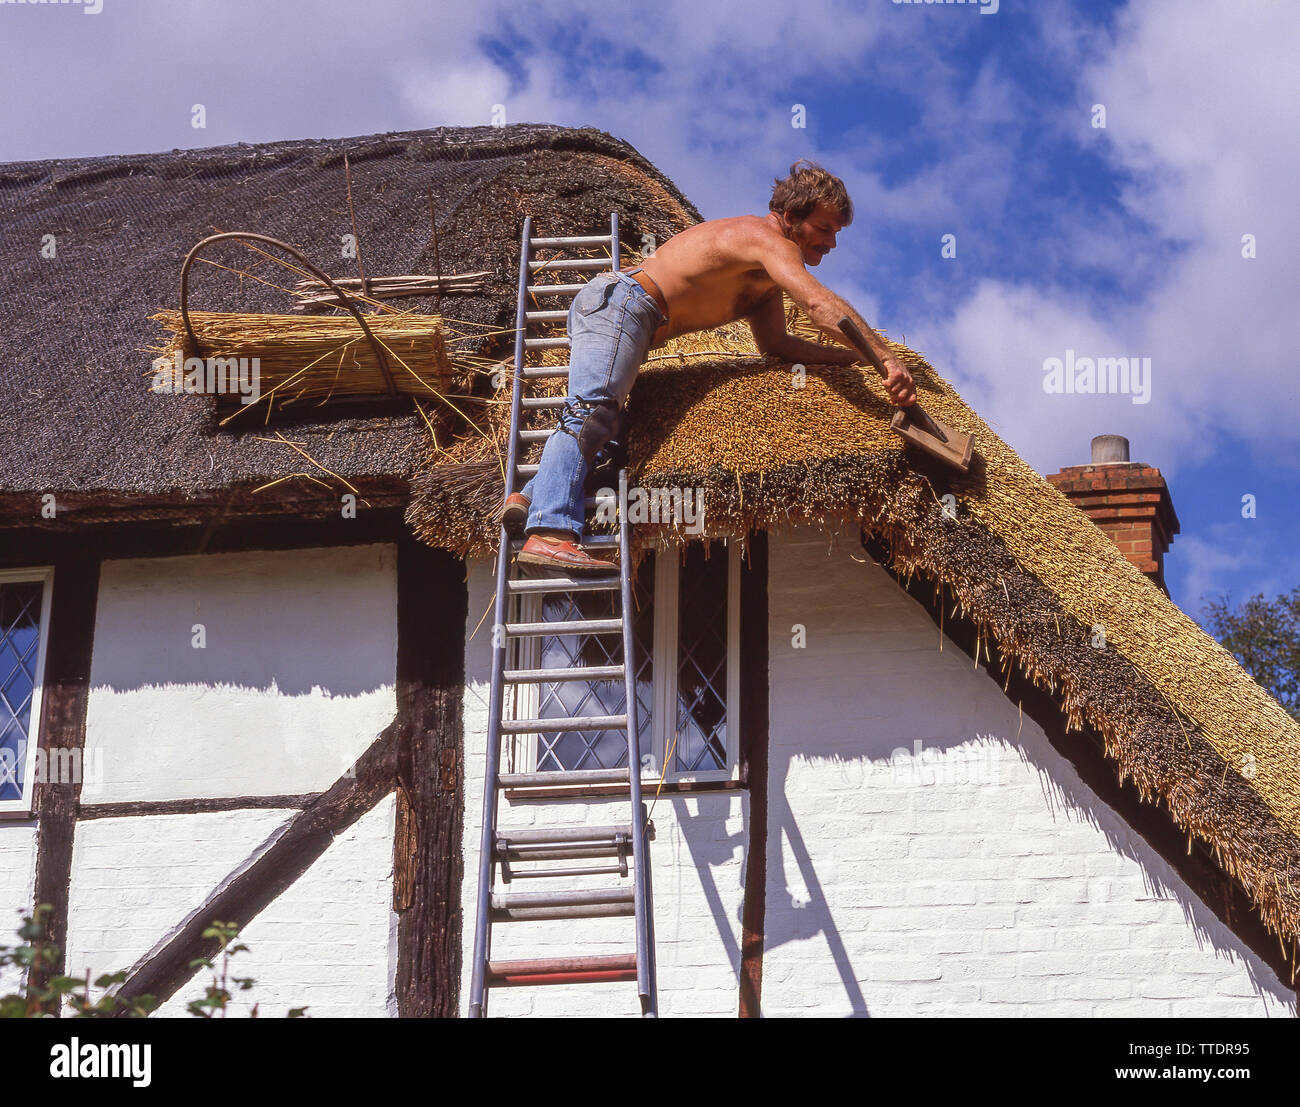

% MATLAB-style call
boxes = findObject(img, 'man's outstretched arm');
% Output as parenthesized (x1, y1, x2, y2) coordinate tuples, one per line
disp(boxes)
(752, 234, 917, 406)
(747, 289, 860, 366)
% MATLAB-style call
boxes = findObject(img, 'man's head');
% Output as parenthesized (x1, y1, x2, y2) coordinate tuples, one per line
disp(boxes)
(769, 160, 852, 266)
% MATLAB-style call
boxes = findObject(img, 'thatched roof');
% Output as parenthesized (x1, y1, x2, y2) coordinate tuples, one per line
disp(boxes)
(0, 124, 698, 525)
(409, 326, 1300, 963)
(6, 120, 1296, 971)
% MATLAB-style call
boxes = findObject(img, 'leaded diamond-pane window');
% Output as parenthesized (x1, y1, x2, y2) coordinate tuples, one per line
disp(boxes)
(528, 556, 655, 772)
(0, 571, 53, 814)
(519, 542, 738, 781)
(674, 543, 728, 773)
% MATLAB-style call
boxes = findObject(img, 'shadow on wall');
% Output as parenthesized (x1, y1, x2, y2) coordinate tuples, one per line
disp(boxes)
(757, 532, 1295, 1017)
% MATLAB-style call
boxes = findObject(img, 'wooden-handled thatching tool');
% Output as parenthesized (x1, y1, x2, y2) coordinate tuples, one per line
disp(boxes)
(836, 316, 974, 473)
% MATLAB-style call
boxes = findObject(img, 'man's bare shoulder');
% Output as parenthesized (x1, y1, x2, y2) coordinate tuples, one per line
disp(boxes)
(671, 214, 799, 264)
(708, 213, 794, 245)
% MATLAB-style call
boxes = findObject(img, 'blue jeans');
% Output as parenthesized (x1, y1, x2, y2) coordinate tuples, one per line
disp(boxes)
(520, 270, 667, 537)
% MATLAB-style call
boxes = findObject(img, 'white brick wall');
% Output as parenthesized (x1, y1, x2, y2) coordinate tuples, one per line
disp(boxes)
(38, 523, 1291, 1018)
(460, 556, 747, 1017)
(84, 544, 397, 802)
(66, 808, 296, 999)
(0, 823, 38, 994)
(156, 795, 397, 1018)
(762, 524, 1295, 1017)
(66, 797, 397, 1018)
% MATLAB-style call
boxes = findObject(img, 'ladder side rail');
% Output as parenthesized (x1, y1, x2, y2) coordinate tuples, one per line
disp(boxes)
(619, 468, 656, 1017)
(610, 212, 658, 1016)
(468, 215, 534, 1018)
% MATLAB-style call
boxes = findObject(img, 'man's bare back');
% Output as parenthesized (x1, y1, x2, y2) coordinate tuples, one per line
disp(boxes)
(633, 206, 917, 406)
(636, 215, 791, 342)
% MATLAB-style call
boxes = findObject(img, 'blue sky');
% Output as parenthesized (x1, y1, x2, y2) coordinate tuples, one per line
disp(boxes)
(2, 0, 1295, 626)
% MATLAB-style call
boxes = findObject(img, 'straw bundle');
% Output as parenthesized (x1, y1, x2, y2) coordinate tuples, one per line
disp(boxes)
(149, 309, 456, 409)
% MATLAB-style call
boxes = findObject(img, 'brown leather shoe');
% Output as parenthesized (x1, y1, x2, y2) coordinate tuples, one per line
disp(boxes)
(517, 534, 618, 575)
(494, 492, 530, 536)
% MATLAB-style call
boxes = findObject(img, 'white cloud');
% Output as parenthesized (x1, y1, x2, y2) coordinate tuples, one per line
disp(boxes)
(914, 0, 1300, 475)
(1173, 529, 1274, 615)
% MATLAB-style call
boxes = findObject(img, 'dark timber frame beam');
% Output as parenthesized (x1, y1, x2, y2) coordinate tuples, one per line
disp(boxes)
(392, 539, 468, 1017)
(113, 726, 398, 1011)
(14, 512, 473, 1016)
(27, 552, 100, 1012)
(738, 532, 770, 1018)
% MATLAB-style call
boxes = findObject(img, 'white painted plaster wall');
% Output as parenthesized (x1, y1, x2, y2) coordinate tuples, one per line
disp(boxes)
(65, 808, 296, 1001)
(65, 796, 397, 1018)
(762, 524, 1295, 1017)
(0, 823, 38, 993)
(84, 544, 397, 801)
(460, 555, 748, 1017)
(156, 794, 397, 1018)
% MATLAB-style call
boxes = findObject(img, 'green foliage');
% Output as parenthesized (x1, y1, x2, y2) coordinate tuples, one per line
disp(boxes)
(1203, 587, 1300, 720)
(0, 905, 307, 1018)
(0, 905, 157, 1017)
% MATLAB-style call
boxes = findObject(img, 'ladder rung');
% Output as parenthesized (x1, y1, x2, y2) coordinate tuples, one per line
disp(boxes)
(519, 367, 569, 381)
(491, 902, 635, 922)
(497, 824, 634, 846)
(520, 396, 565, 409)
(518, 428, 553, 444)
(524, 337, 570, 350)
(486, 954, 637, 987)
(498, 768, 630, 789)
(504, 617, 622, 637)
(502, 663, 625, 682)
(507, 577, 620, 594)
(500, 713, 627, 734)
(492, 887, 634, 910)
(515, 463, 539, 477)
(496, 824, 636, 863)
(499, 845, 624, 862)
(499, 494, 602, 513)
(509, 533, 618, 549)
(490, 885, 636, 922)
(529, 258, 613, 271)
(526, 284, 585, 297)
(529, 235, 613, 248)
(524, 310, 568, 323)
(507, 864, 627, 879)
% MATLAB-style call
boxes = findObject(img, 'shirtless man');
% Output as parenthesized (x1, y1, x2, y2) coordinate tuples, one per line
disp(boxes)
(502, 160, 917, 573)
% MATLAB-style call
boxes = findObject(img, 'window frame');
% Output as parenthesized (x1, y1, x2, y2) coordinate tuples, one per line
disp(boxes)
(0, 565, 55, 819)
(512, 540, 741, 784)
(648, 540, 740, 783)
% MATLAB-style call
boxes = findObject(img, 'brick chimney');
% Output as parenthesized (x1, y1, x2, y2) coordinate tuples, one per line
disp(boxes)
(1046, 435, 1180, 593)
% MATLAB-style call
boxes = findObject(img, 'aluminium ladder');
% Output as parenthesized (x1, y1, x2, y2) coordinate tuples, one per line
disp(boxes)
(468, 213, 658, 1018)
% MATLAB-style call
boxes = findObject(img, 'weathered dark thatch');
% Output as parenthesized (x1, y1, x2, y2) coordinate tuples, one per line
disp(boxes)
(0, 124, 698, 526)
(409, 320, 1300, 961)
